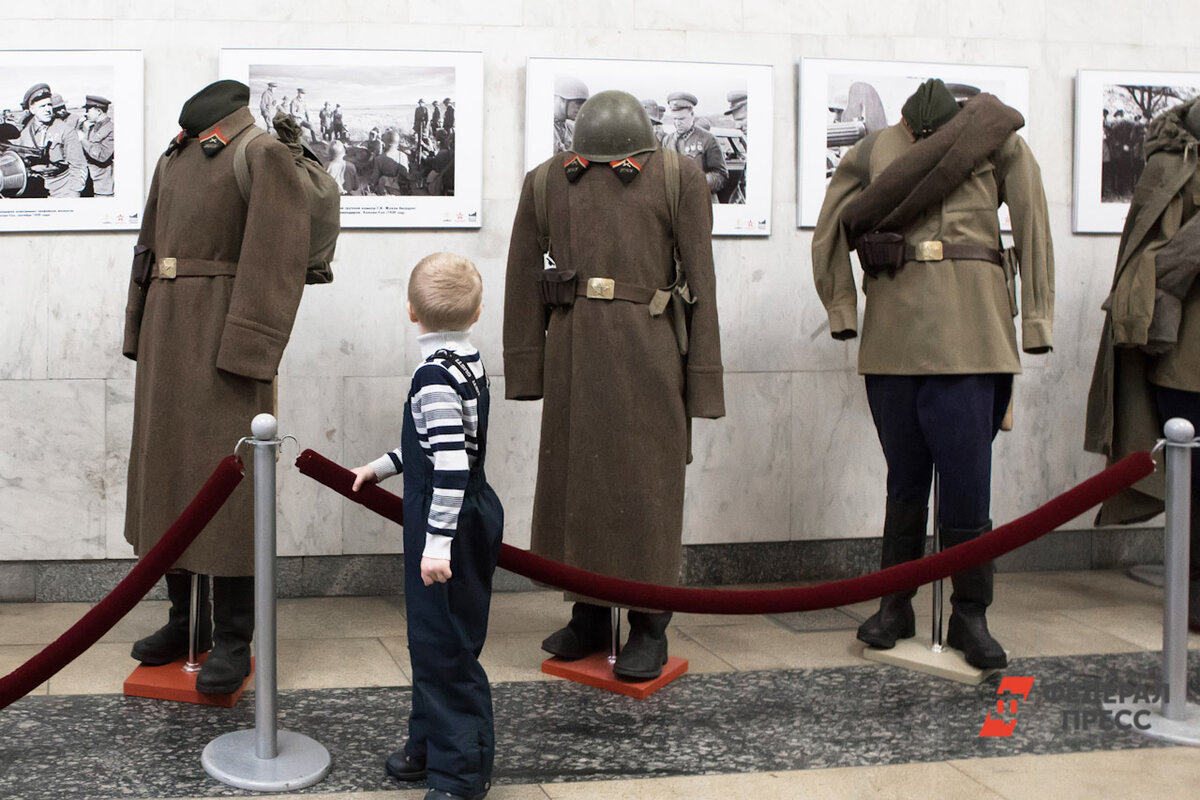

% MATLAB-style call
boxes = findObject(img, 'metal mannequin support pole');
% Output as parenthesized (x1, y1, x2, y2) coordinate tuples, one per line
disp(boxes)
(1104, 418, 1200, 745)
(183, 573, 202, 674)
(609, 607, 622, 665)
(202, 414, 332, 790)
(931, 472, 944, 652)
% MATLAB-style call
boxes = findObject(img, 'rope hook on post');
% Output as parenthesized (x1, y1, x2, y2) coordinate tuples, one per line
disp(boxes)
(202, 414, 331, 791)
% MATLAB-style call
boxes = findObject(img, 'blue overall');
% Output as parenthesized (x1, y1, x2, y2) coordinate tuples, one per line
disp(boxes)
(401, 355, 503, 797)
(865, 374, 1012, 530)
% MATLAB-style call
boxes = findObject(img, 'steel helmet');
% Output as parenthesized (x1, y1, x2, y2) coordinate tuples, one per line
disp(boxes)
(570, 90, 658, 162)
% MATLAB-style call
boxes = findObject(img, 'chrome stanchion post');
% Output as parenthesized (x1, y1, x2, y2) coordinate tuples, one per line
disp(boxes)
(1162, 418, 1194, 722)
(183, 573, 202, 674)
(931, 472, 944, 652)
(202, 414, 332, 790)
(1103, 418, 1200, 745)
(609, 607, 621, 665)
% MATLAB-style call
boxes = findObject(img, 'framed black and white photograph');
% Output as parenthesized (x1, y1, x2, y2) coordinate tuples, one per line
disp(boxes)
(0, 50, 143, 232)
(220, 49, 482, 229)
(1073, 69, 1200, 233)
(797, 58, 1030, 228)
(524, 57, 774, 237)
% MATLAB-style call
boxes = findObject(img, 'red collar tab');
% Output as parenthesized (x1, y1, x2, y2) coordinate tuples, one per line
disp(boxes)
(164, 129, 187, 156)
(199, 126, 229, 157)
(563, 153, 590, 183)
(610, 156, 644, 185)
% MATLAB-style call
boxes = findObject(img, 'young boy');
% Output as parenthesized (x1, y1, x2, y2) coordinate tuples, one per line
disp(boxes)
(352, 252, 503, 800)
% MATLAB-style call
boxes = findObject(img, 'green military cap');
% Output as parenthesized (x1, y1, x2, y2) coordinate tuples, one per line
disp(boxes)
(84, 94, 111, 111)
(667, 91, 698, 110)
(901, 78, 960, 139)
(22, 82, 51, 109)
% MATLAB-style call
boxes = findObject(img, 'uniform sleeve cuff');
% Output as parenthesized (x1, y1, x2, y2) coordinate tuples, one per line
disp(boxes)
(827, 305, 858, 339)
(1021, 318, 1054, 353)
(424, 534, 453, 561)
(503, 347, 545, 400)
(215, 314, 290, 381)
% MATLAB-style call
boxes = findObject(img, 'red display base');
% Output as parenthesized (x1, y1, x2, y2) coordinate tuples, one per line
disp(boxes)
(541, 652, 688, 699)
(123, 654, 254, 707)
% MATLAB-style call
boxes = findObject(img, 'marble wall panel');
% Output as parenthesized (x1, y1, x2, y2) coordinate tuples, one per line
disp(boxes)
(1046, 1, 1144, 45)
(790, 370, 889, 541)
(484, 378, 542, 551)
(0, 381, 106, 560)
(103, 379, 136, 559)
(276, 376, 344, 557)
(0, 237, 49, 380)
(946, 0, 1047, 41)
(340, 376, 408, 554)
(682, 372, 793, 545)
(746, 0, 948, 39)
(47, 235, 134, 381)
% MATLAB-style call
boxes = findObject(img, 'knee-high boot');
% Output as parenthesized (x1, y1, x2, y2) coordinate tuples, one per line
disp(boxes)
(613, 610, 672, 681)
(943, 522, 1007, 669)
(857, 499, 928, 649)
(131, 572, 211, 666)
(196, 576, 254, 694)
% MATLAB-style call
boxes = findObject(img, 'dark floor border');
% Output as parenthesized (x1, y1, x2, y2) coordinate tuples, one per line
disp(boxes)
(0, 527, 1163, 603)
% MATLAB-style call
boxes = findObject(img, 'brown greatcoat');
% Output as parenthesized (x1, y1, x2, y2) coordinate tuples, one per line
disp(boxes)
(1085, 100, 1200, 525)
(503, 149, 725, 591)
(123, 106, 309, 576)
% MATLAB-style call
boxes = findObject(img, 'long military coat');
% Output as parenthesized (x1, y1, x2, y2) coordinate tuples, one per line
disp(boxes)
(123, 106, 309, 575)
(1085, 101, 1200, 524)
(503, 148, 725, 591)
(813, 123, 1054, 374)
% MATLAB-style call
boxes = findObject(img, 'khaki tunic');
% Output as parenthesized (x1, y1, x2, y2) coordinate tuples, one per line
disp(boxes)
(123, 107, 309, 575)
(812, 124, 1055, 374)
(81, 114, 114, 195)
(503, 149, 724, 589)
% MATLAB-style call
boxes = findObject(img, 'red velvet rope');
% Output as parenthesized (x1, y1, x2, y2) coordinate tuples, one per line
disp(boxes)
(0, 456, 245, 711)
(294, 449, 1155, 614)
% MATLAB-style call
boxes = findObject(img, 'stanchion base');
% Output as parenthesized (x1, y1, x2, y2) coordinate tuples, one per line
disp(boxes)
(1101, 699, 1200, 747)
(202, 728, 332, 791)
(861, 639, 1003, 686)
(1126, 564, 1165, 588)
(541, 652, 688, 699)
(123, 655, 255, 707)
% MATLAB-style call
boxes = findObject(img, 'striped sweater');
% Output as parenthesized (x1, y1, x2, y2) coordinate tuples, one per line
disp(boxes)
(369, 331, 486, 562)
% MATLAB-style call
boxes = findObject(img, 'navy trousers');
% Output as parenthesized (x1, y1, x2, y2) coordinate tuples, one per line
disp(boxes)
(865, 374, 1012, 530)
(401, 384, 503, 797)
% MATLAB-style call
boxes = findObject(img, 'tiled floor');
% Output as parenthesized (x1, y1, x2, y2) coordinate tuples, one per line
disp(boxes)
(1, 570, 1198, 799)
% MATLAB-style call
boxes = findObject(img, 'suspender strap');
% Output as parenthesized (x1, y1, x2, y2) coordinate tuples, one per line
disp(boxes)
(534, 158, 553, 256)
(429, 349, 485, 400)
(231, 127, 268, 203)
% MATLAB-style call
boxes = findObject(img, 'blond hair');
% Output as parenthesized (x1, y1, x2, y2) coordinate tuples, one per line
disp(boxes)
(408, 252, 483, 332)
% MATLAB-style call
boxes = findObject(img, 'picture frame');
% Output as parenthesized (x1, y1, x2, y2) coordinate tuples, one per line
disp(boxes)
(524, 56, 774, 237)
(0, 50, 143, 232)
(797, 58, 1030, 229)
(220, 48, 483, 229)
(1073, 69, 1200, 234)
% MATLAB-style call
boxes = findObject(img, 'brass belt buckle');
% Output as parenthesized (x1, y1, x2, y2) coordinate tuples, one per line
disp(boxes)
(160, 257, 177, 279)
(586, 277, 615, 300)
(914, 241, 943, 261)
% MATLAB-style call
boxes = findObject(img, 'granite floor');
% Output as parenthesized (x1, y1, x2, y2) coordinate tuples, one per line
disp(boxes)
(1, 570, 1198, 799)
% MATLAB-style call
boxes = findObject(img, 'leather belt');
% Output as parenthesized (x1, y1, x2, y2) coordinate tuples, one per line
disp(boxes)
(152, 257, 238, 280)
(905, 241, 1003, 266)
(575, 277, 657, 304)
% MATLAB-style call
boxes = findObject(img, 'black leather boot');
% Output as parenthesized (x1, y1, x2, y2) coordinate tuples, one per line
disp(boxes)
(857, 499, 928, 649)
(196, 576, 254, 694)
(613, 610, 671, 681)
(541, 602, 612, 660)
(943, 522, 1007, 669)
(131, 572, 211, 666)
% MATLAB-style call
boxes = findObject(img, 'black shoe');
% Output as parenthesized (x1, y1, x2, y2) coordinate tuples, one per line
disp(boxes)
(856, 594, 916, 649)
(541, 602, 612, 660)
(612, 611, 671, 681)
(385, 750, 426, 782)
(131, 572, 211, 666)
(424, 790, 488, 800)
(196, 576, 254, 694)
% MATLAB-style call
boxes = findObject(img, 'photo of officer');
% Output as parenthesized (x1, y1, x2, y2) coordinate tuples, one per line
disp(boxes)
(662, 91, 728, 201)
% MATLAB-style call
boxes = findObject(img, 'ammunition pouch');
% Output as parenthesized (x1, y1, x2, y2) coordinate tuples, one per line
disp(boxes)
(538, 267, 577, 308)
(131, 244, 154, 289)
(855, 231, 907, 278)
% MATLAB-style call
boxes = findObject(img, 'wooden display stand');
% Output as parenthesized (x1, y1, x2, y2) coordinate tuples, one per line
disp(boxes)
(124, 655, 254, 707)
(542, 653, 688, 699)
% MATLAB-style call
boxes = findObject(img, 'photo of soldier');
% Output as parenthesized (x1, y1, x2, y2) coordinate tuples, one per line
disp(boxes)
(552, 76, 589, 154)
(663, 91, 728, 202)
(245, 64, 458, 198)
(1099, 84, 1196, 204)
(723, 89, 747, 133)
(14, 82, 86, 198)
(79, 94, 114, 197)
(642, 97, 667, 143)
(259, 80, 279, 131)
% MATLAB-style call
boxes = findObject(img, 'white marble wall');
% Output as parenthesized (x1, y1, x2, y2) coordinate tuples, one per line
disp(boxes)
(2, 1, 1198, 562)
